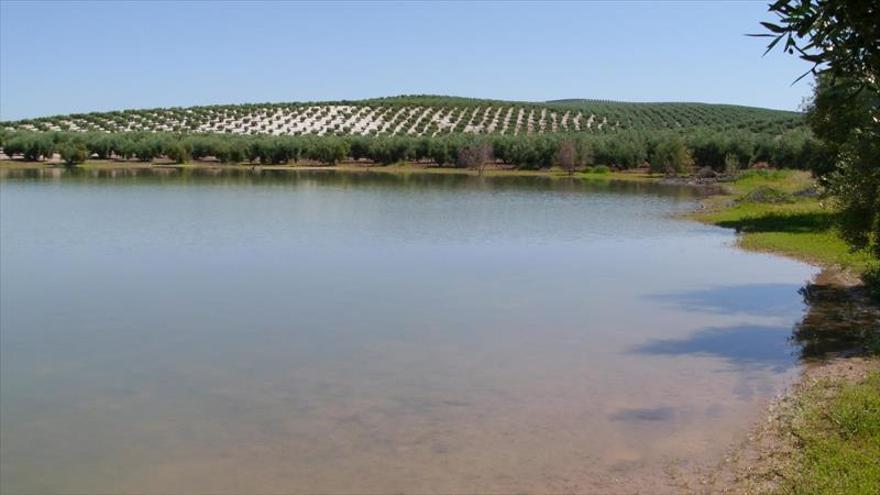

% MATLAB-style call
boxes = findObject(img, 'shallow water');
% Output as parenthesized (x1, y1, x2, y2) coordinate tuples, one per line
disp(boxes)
(0, 168, 817, 493)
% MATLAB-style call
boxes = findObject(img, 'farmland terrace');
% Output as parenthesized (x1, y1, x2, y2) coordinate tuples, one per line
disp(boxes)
(1, 95, 803, 137)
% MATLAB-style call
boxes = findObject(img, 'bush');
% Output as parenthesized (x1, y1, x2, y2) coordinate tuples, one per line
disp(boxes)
(738, 186, 795, 204)
(456, 141, 493, 173)
(696, 166, 718, 178)
(164, 142, 191, 164)
(4, 133, 54, 161)
(593, 165, 610, 174)
(556, 139, 577, 175)
(59, 143, 88, 166)
(863, 263, 880, 301)
(650, 135, 693, 175)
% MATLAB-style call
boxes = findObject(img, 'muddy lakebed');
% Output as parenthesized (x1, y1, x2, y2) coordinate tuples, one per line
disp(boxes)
(0, 168, 818, 493)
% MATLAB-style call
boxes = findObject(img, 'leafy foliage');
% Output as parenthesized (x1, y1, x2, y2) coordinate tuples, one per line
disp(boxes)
(649, 135, 693, 175)
(754, 0, 879, 89)
(759, 0, 880, 257)
(0, 128, 829, 173)
(59, 142, 88, 166)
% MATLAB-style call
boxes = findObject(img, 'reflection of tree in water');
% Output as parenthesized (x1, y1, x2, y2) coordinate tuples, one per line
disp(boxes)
(1, 166, 706, 199)
(792, 278, 880, 360)
(633, 278, 879, 367)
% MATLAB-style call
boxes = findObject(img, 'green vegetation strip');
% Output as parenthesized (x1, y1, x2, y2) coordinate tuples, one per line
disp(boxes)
(779, 370, 880, 495)
(0, 125, 822, 172)
(0, 95, 803, 136)
(693, 170, 877, 277)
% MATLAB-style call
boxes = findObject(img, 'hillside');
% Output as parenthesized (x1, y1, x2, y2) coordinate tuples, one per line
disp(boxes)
(1, 95, 803, 137)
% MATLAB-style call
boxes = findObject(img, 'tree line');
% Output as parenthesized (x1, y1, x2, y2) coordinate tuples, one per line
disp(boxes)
(0, 127, 828, 173)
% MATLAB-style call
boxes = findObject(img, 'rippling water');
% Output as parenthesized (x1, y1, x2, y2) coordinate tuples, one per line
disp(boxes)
(0, 168, 817, 493)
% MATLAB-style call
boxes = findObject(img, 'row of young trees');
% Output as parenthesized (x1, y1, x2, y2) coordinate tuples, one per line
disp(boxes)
(6, 96, 805, 137)
(0, 128, 828, 173)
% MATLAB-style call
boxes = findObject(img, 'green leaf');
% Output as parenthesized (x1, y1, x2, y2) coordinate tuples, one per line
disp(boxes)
(761, 21, 787, 34)
(791, 69, 813, 85)
(764, 35, 784, 55)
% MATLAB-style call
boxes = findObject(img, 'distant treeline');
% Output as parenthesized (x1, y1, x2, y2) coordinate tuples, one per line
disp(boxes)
(0, 128, 829, 173)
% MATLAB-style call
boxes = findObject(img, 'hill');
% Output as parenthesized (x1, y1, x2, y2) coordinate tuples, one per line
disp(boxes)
(1, 95, 803, 137)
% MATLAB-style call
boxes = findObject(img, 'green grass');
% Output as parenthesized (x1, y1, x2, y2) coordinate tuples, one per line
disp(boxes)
(693, 170, 876, 274)
(698, 201, 873, 271)
(731, 169, 814, 194)
(780, 371, 880, 494)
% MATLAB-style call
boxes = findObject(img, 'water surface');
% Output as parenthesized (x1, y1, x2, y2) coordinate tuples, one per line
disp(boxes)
(0, 168, 817, 493)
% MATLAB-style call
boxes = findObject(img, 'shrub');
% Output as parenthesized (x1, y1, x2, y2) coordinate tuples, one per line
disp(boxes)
(59, 143, 88, 166)
(724, 153, 741, 175)
(863, 263, 880, 301)
(4, 133, 54, 161)
(650, 135, 693, 175)
(556, 139, 577, 175)
(164, 142, 191, 164)
(738, 186, 795, 204)
(696, 166, 718, 178)
(456, 141, 493, 174)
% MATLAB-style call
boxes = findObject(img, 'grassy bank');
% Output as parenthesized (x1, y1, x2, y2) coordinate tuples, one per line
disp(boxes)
(779, 369, 880, 494)
(691, 169, 877, 278)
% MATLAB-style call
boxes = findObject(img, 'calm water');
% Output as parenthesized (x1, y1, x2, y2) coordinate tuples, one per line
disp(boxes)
(0, 168, 817, 493)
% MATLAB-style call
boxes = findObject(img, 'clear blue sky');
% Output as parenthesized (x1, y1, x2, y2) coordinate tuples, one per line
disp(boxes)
(0, 0, 813, 120)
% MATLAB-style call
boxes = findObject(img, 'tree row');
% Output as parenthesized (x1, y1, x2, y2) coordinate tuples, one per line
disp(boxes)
(0, 128, 829, 174)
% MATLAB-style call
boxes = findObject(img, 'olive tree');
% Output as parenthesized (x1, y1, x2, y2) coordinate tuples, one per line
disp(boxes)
(757, 0, 880, 257)
(556, 139, 577, 175)
(456, 141, 493, 175)
(650, 136, 693, 176)
(59, 142, 88, 166)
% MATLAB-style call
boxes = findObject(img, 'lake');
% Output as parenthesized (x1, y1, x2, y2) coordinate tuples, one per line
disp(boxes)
(0, 168, 817, 493)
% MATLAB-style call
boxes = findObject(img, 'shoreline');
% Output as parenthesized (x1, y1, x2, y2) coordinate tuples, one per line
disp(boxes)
(684, 171, 879, 493)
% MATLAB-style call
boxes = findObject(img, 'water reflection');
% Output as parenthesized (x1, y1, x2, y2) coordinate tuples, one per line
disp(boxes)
(793, 279, 880, 359)
(647, 283, 806, 317)
(0, 165, 706, 199)
(631, 325, 796, 371)
(639, 275, 878, 370)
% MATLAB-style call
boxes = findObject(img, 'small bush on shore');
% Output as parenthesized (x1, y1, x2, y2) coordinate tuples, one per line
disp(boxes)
(649, 135, 693, 175)
(739, 186, 795, 204)
(59, 143, 88, 166)
(165, 142, 191, 164)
